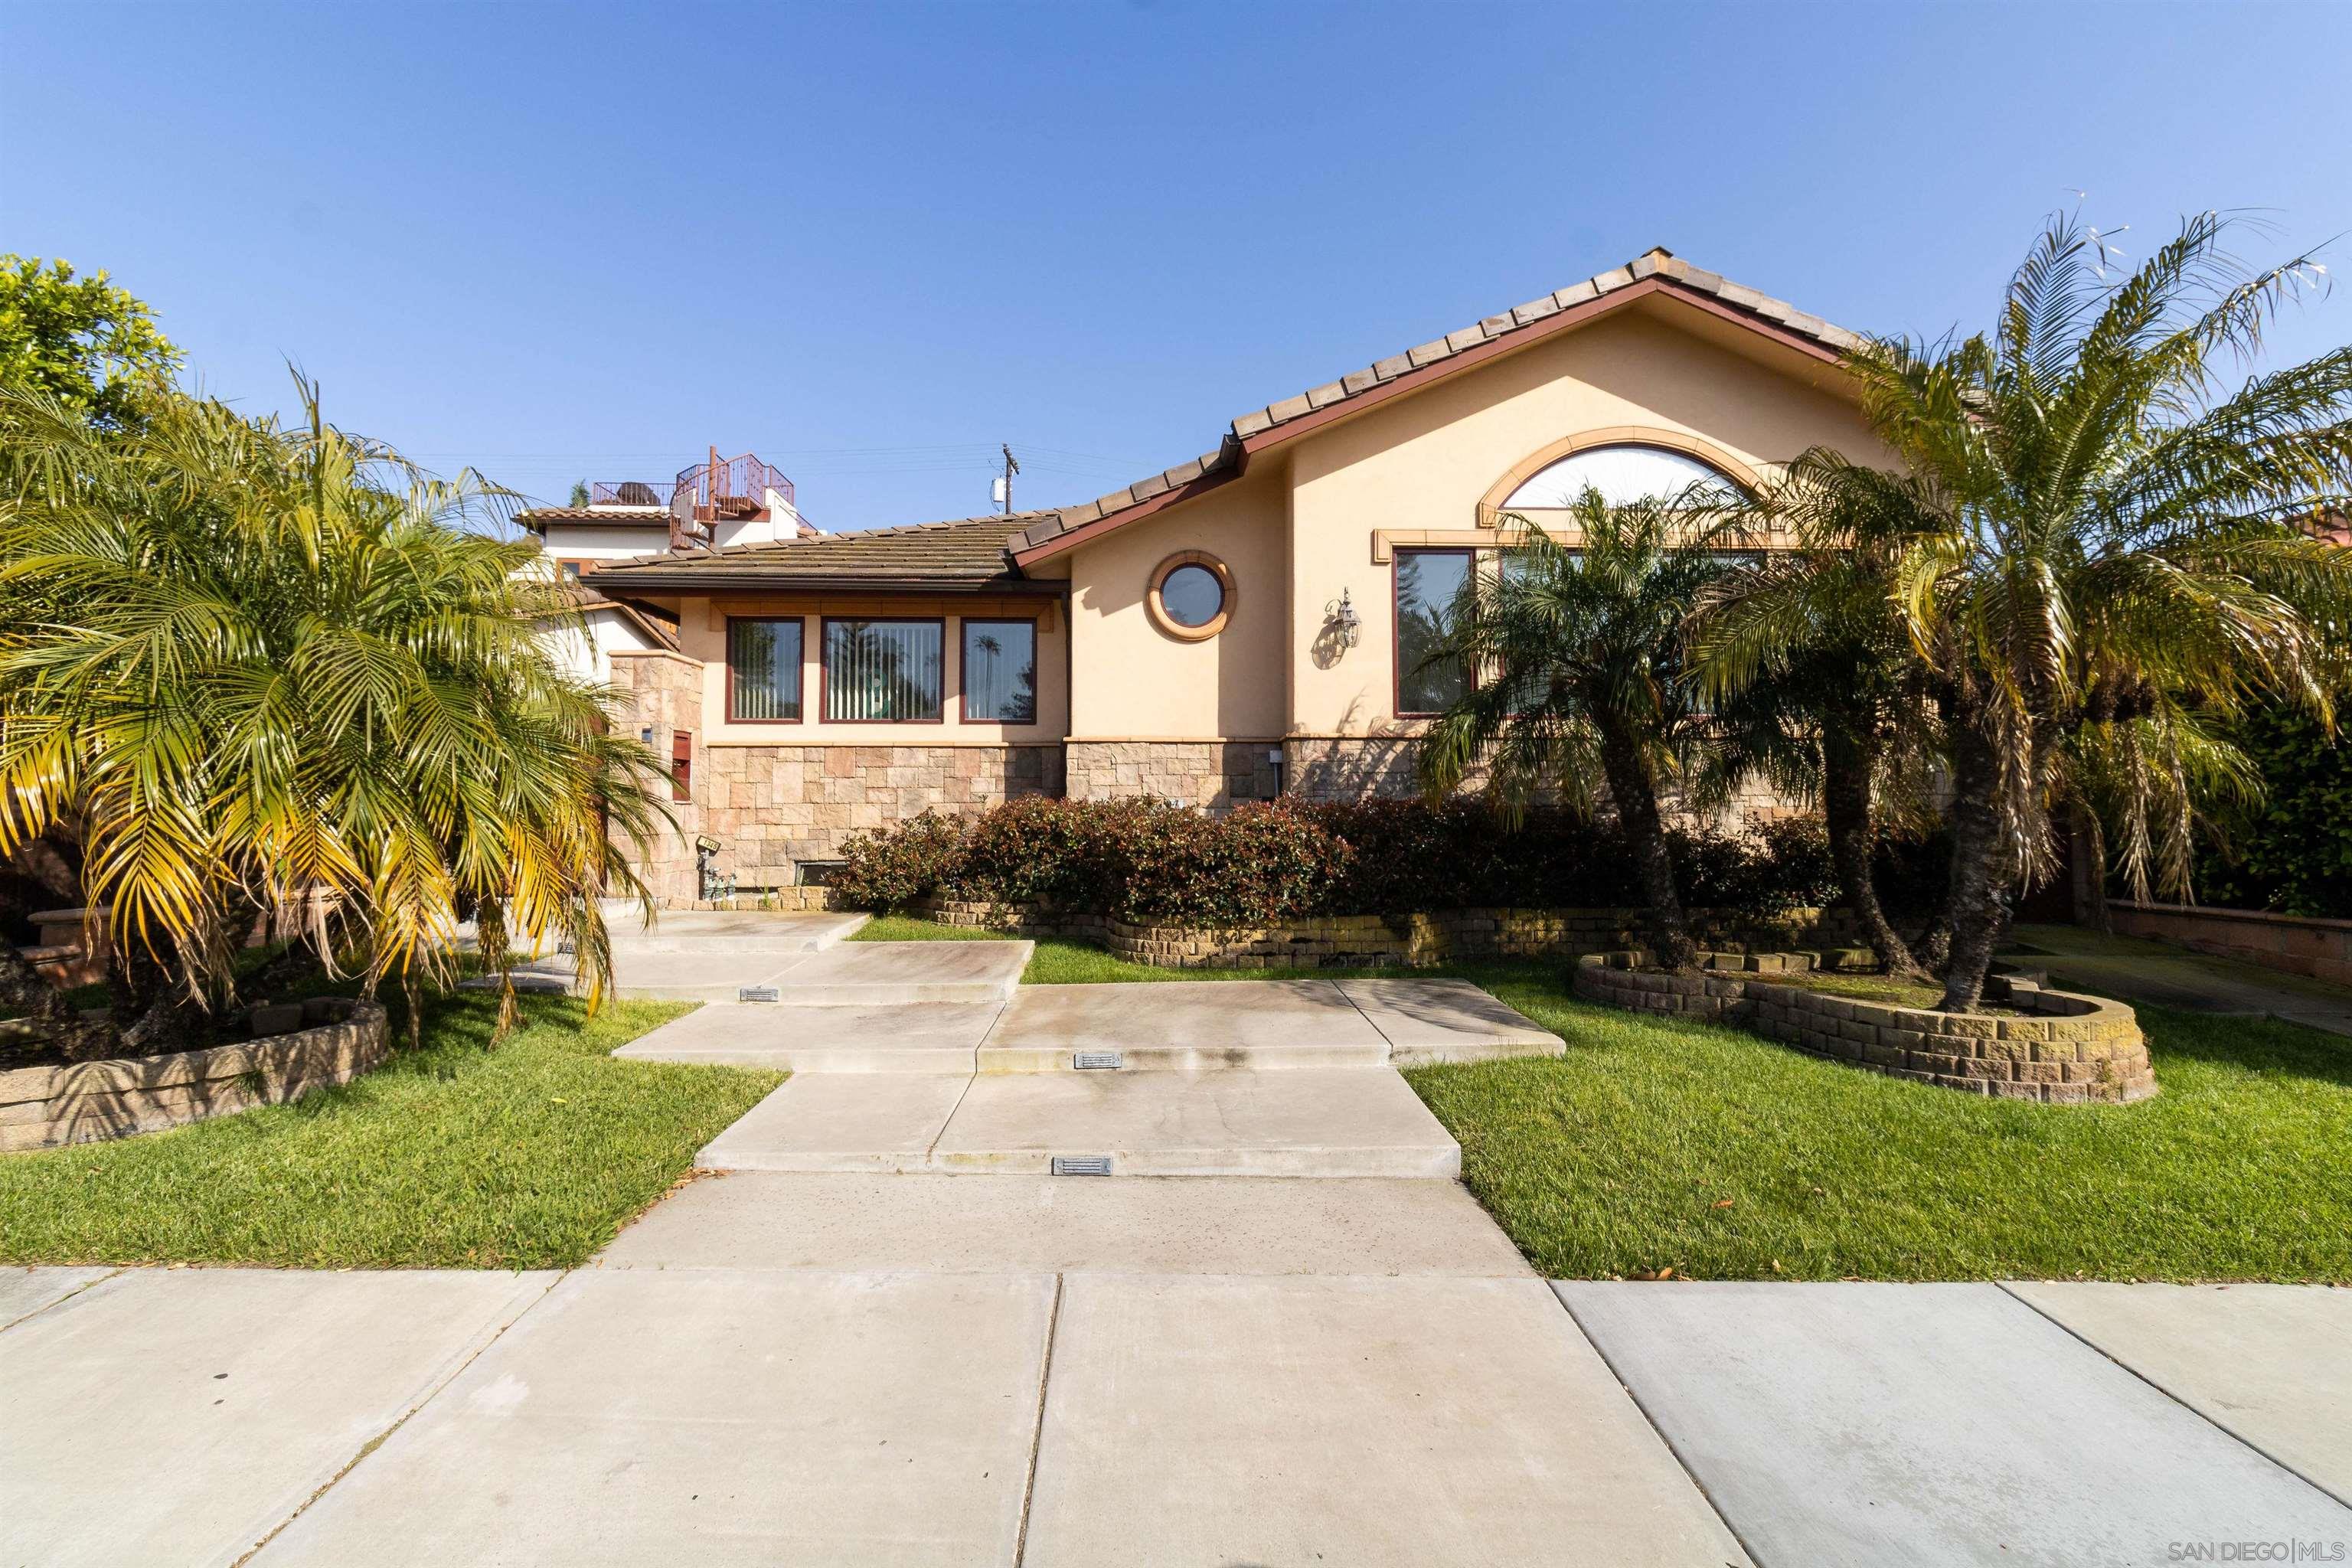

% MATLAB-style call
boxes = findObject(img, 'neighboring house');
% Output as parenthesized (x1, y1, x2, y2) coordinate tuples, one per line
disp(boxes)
(527, 452, 813, 685)
(526, 249, 1884, 902)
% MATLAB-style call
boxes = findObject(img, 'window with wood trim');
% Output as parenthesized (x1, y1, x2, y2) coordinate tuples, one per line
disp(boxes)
(1393, 548, 1476, 717)
(822, 619, 943, 723)
(961, 619, 1037, 724)
(727, 617, 804, 722)
(670, 731, 692, 802)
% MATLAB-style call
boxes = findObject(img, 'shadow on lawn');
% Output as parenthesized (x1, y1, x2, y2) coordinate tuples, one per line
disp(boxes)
(2134, 1004, 2352, 1089)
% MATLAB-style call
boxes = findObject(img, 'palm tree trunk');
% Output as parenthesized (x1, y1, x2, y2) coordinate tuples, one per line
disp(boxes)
(1821, 728, 1922, 976)
(1596, 723, 1698, 970)
(1937, 711, 2009, 1012)
(2066, 808, 2112, 933)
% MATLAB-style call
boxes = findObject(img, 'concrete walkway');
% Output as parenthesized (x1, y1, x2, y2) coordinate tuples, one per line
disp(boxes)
(2005, 923, 2352, 1037)
(9, 918, 2346, 1563)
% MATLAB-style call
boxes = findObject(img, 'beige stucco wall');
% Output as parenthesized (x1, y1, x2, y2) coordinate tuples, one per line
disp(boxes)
(1063, 466, 1290, 742)
(1051, 297, 1886, 745)
(1283, 301, 1883, 736)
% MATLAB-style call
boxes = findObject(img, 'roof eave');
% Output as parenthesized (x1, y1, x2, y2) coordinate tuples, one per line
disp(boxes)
(584, 571, 1067, 596)
(1008, 273, 1856, 566)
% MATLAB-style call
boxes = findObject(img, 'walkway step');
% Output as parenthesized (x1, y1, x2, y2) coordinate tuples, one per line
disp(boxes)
(613, 1000, 1001, 1073)
(749, 940, 1030, 1007)
(977, 980, 1387, 1073)
(933, 1069, 1459, 1177)
(598, 1172, 1535, 1276)
(972, 977, 1563, 1073)
(697, 1067, 1462, 1178)
(569, 938, 1031, 1005)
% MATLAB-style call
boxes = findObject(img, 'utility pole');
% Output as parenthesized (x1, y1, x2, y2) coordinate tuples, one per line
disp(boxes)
(996, 444, 1021, 514)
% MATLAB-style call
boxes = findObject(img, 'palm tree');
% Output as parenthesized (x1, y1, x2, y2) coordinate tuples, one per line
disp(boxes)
(1841, 211, 2352, 1010)
(1416, 488, 1745, 970)
(0, 377, 672, 1058)
(1690, 452, 1947, 975)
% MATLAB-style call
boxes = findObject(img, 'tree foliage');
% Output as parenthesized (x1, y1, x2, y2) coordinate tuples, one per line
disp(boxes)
(0, 257, 181, 427)
(1824, 211, 2352, 1007)
(0, 378, 671, 1057)
(1413, 488, 1746, 969)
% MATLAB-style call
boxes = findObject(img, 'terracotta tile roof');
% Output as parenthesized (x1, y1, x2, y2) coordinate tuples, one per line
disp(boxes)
(518, 506, 674, 531)
(1011, 248, 1864, 557)
(585, 513, 1057, 592)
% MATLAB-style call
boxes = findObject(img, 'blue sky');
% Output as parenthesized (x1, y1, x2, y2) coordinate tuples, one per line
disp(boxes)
(7, 2, 2348, 531)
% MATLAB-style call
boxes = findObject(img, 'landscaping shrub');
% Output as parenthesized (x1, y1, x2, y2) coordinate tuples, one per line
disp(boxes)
(831, 810, 969, 910)
(2193, 695, 2352, 919)
(832, 796, 1843, 925)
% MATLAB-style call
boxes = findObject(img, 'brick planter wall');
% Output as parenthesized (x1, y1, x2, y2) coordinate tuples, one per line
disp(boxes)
(1573, 952, 2156, 1105)
(0, 998, 391, 1152)
(2107, 901, 2352, 988)
(904, 900, 1860, 971)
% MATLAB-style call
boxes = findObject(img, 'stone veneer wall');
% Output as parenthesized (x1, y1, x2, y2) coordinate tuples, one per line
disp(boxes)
(1282, 737, 1423, 802)
(1064, 742, 1283, 810)
(606, 654, 1061, 902)
(1281, 735, 1805, 831)
(2107, 901, 2352, 988)
(695, 745, 1063, 896)
(607, 651, 707, 903)
(1572, 952, 2156, 1104)
(1, 998, 389, 1152)
(916, 899, 1859, 970)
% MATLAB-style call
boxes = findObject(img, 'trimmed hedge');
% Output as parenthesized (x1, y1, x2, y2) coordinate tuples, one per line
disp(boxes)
(831, 797, 1837, 926)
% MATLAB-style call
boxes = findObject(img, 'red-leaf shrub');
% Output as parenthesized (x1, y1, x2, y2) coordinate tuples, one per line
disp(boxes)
(831, 809, 969, 910)
(831, 797, 1836, 923)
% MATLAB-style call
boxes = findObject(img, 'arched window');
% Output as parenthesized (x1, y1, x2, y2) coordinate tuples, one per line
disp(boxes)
(1500, 443, 1744, 511)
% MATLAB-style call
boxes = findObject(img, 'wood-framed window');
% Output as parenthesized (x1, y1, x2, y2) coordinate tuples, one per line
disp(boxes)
(822, 618, 944, 723)
(558, 559, 590, 581)
(726, 616, 804, 723)
(1393, 547, 1477, 717)
(960, 618, 1037, 724)
(670, 730, 692, 802)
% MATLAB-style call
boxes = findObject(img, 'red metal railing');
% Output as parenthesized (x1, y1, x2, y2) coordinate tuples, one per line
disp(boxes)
(675, 452, 793, 518)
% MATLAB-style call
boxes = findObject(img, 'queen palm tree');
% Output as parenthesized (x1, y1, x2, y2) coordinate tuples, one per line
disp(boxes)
(1416, 488, 1746, 970)
(0, 377, 672, 1058)
(1841, 211, 2352, 1010)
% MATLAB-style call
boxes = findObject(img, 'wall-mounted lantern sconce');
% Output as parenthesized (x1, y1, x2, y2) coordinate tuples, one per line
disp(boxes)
(1326, 588, 1361, 649)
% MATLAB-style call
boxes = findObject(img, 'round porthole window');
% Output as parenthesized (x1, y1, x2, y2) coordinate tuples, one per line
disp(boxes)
(1147, 552, 1234, 641)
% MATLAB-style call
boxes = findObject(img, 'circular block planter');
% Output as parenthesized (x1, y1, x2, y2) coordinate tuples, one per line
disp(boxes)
(1573, 952, 2157, 1105)
(0, 998, 390, 1153)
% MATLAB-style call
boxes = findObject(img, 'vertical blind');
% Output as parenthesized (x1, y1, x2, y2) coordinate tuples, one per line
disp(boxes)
(727, 618, 803, 720)
(825, 619, 943, 721)
(961, 620, 1037, 723)
(1395, 550, 1474, 714)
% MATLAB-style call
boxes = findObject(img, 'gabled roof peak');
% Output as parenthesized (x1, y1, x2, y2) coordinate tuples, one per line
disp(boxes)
(1011, 248, 1863, 560)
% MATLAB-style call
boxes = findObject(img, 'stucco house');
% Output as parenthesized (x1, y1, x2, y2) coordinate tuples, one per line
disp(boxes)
(526, 249, 1881, 903)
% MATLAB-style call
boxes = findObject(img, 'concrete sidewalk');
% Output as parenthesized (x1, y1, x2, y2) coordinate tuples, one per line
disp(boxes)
(8, 1248, 2345, 1566)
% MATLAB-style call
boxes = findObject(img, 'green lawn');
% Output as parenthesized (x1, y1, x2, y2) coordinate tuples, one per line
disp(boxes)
(1411, 965, 2351, 1282)
(0, 991, 776, 1270)
(858, 915, 2350, 1281)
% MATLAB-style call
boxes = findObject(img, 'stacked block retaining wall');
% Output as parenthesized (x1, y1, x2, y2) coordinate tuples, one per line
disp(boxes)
(1572, 952, 2155, 1104)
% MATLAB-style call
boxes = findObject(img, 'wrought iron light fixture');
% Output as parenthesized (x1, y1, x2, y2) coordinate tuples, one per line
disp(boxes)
(1326, 588, 1361, 648)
